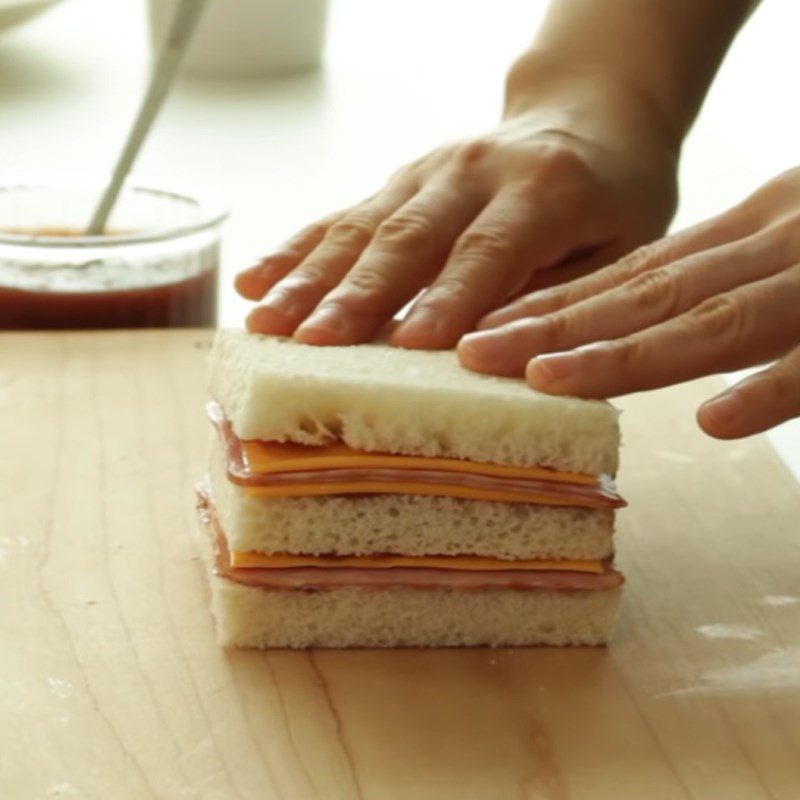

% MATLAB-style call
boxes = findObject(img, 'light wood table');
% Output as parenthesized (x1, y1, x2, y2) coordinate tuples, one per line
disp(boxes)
(1, 330, 799, 800)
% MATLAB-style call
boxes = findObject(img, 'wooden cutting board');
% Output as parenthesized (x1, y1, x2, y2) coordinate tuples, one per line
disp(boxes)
(1, 330, 799, 800)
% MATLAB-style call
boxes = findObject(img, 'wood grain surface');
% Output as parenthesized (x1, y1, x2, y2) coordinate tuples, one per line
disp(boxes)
(1, 330, 799, 800)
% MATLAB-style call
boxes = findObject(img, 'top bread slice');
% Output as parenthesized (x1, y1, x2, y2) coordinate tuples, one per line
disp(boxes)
(209, 330, 620, 475)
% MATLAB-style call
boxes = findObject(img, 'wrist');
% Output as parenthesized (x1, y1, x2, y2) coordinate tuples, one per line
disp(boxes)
(503, 48, 684, 162)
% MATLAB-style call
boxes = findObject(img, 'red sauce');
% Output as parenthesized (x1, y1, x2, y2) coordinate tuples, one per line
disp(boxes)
(0, 265, 218, 329)
(0, 228, 218, 329)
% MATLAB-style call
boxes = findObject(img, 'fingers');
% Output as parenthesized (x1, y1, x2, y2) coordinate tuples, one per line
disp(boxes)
(246, 181, 417, 336)
(459, 224, 794, 376)
(292, 178, 486, 345)
(455, 243, 631, 375)
(235, 212, 344, 301)
(698, 345, 800, 439)
(389, 185, 600, 349)
(509, 241, 630, 295)
(478, 205, 758, 329)
(522, 266, 800, 398)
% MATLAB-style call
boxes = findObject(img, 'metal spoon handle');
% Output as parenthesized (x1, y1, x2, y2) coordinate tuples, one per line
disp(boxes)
(86, 0, 207, 235)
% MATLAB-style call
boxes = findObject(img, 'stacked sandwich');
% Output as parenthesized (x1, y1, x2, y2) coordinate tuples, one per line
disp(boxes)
(197, 329, 626, 648)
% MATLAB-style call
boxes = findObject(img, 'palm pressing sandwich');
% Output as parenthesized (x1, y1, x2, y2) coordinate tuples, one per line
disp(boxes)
(197, 329, 626, 648)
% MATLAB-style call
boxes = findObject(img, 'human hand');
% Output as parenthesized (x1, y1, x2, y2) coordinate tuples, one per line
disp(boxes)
(458, 168, 800, 439)
(236, 66, 679, 349)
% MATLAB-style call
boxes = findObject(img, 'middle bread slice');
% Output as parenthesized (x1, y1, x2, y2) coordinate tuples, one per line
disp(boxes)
(209, 447, 615, 561)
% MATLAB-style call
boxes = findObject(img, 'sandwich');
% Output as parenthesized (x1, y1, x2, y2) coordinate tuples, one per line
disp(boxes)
(197, 329, 626, 648)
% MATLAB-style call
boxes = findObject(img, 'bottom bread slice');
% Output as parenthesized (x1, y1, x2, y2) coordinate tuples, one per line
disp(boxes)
(208, 575, 621, 648)
(195, 490, 621, 648)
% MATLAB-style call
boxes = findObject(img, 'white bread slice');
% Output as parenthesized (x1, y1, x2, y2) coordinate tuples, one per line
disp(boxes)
(209, 451, 615, 560)
(211, 581, 620, 648)
(209, 330, 620, 475)
(195, 514, 620, 647)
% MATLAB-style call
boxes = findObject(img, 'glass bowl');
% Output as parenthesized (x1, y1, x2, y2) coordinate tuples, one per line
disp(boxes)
(0, 174, 227, 329)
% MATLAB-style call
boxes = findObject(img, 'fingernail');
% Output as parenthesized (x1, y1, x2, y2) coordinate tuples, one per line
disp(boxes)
(458, 328, 533, 377)
(259, 290, 288, 310)
(396, 307, 443, 339)
(245, 307, 263, 332)
(528, 352, 578, 385)
(459, 328, 504, 358)
(296, 305, 349, 339)
(235, 270, 267, 300)
(245, 306, 283, 333)
(702, 392, 742, 427)
(260, 289, 310, 321)
(246, 305, 291, 335)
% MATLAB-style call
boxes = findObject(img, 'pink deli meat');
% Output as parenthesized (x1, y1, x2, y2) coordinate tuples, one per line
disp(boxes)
(197, 486, 624, 593)
(207, 402, 626, 510)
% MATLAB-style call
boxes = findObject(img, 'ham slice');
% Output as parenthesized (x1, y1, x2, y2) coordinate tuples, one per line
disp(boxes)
(197, 485, 624, 593)
(207, 402, 625, 510)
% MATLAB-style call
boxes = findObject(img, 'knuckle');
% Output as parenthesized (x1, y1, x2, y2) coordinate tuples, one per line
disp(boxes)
(509, 145, 591, 203)
(602, 336, 643, 368)
(610, 243, 661, 282)
(535, 142, 590, 184)
(326, 216, 375, 249)
(287, 263, 338, 294)
(528, 287, 571, 313)
(334, 270, 393, 306)
(452, 139, 494, 170)
(375, 211, 436, 252)
(536, 311, 573, 347)
(688, 294, 743, 337)
(625, 268, 681, 315)
(453, 228, 513, 265)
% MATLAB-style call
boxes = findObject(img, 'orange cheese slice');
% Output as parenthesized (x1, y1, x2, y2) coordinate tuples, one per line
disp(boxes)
(229, 550, 604, 573)
(241, 439, 597, 486)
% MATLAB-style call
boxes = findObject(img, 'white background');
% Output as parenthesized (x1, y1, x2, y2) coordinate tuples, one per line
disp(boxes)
(2, 0, 799, 478)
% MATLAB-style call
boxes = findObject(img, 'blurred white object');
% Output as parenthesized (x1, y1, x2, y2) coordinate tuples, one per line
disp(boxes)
(147, 0, 328, 77)
(87, 0, 207, 234)
(0, 0, 64, 32)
